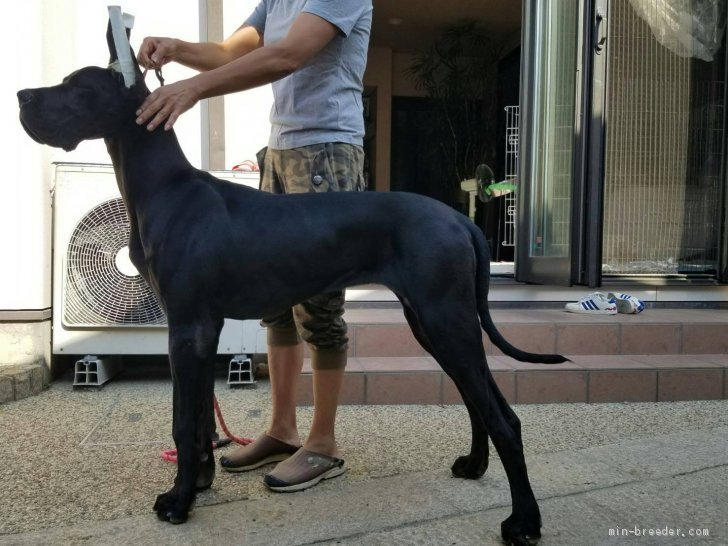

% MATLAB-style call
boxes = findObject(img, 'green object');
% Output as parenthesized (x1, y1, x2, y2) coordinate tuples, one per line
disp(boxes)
(474, 163, 516, 202)
(483, 180, 517, 197)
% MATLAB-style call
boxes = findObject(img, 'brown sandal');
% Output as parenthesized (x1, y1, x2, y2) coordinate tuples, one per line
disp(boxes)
(263, 448, 346, 492)
(219, 434, 300, 472)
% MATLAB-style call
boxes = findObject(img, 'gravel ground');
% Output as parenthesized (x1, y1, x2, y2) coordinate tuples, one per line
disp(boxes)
(1, 375, 727, 536)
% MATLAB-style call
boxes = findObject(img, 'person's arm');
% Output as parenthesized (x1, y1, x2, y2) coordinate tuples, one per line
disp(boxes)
(137, 25, 264, 72)
(136, 13, 339, 131)
(193, 13, 337, 97)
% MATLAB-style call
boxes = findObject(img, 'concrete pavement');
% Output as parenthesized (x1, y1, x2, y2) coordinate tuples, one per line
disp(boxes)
(0, 372, 726, 545)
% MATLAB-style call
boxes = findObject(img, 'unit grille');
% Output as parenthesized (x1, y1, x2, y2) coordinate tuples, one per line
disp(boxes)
(63, 198, 166, 327)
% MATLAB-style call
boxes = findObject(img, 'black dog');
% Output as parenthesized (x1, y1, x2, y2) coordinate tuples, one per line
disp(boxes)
(18, 23, 565, 546)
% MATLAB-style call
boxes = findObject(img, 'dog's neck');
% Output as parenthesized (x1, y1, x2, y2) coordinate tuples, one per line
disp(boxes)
(105, 118, 193, 209)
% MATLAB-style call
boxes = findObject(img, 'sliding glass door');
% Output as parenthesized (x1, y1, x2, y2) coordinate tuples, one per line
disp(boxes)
(601, 0, 728, 279)
(518, 0, 728, 285)
(517, 0, 581, 284)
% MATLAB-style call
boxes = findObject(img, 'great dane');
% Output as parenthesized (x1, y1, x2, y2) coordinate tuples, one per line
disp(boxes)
(17, 21, 566, 546)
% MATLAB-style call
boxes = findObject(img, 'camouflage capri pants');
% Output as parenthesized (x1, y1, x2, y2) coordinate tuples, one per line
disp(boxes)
(256, 143, 366, 370)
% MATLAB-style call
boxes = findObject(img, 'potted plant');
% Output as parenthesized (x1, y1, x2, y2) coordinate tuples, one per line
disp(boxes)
(406, 21, 502, 209)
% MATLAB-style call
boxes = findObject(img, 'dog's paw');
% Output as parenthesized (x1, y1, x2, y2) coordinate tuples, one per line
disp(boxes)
(501, 511, 542, 546)
(153, 486, 195, 524)
(451, 454, 488, 479)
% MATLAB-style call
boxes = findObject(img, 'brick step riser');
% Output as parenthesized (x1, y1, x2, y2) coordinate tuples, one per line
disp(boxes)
(296, 365, 728, 407)
(342, 322, 728, 358)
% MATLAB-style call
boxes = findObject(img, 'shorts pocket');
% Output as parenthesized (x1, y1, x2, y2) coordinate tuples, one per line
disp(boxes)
(310, 146, 336, 193)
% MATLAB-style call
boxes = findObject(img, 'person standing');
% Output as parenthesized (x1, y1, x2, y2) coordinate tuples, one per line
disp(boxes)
(136, 0, 372, 492)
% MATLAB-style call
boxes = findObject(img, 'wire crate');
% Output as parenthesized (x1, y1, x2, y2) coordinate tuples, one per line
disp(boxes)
(503, 106, 519, 247)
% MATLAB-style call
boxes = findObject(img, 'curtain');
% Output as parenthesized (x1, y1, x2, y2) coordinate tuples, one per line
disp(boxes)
(627, 0, 727, 61)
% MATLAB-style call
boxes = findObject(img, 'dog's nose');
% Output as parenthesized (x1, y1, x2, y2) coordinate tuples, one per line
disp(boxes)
(17, 89, 34, 106)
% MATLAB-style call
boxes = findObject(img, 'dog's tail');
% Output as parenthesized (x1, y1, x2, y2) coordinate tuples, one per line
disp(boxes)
(467, 221, 568, 364)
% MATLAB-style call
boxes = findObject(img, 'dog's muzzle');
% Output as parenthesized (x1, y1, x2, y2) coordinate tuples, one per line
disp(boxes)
(17, 89, 78, 151)
(17, 89, 35, 106)
(17, 91, 45, 145)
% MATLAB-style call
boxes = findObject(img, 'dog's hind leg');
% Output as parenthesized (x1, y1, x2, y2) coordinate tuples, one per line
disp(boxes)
(400, 303, 489, 479)
(448, 380, 490, 479)
(412, 303, 541, 546)
(154, 315, 222, 524)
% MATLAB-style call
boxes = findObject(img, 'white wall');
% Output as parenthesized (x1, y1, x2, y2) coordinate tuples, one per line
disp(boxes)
(223, 0, 273, 169)
(2, 0, 272, 314)
(2, 0, 48, 310)
(1, 0, 200, 312)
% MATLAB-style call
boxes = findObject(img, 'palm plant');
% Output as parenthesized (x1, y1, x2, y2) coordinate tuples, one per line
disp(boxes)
(406, 21, 502, 195)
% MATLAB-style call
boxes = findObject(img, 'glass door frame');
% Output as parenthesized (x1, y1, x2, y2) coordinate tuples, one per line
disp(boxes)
(518, 0, 728, 285)
(517, 0, 606, 286)
(573, 0, 608, 287)
(721, 38, 728, 283)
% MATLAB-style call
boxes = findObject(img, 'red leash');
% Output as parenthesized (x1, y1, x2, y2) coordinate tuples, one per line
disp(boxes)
(160, 395, 254, 463)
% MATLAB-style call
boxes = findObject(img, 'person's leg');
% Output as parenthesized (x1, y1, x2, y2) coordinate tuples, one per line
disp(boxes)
(224, 143, 360, 480)
(271, 142, 363, 461)
(262, 365, 347, 493)
(219, 317, 303, 471)
(266, 341, 304, 446)
(304, 355, 346, 458)
(263, 296, 348, 491)
(264, 314, 347, 492)
(256, 147, 303, 445)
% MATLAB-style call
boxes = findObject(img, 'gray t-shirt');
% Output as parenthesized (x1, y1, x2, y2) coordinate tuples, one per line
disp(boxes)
(244, 0, 372, 150)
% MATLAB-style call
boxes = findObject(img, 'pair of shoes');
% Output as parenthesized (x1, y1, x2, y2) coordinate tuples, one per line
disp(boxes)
(608, 292, 645, 314)
(219, 434, 300, 472)
(565, 292, 646, 315)
(219, 435, 346, 492)
(565, 292, 617, 315)
(263, 448, 346, 493)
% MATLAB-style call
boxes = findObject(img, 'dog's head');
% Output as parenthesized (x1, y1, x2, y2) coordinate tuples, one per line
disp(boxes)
(17, 17, 147, 151)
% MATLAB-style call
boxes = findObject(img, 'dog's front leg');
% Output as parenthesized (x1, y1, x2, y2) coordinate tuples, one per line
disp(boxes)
(154, 320, 219, 524)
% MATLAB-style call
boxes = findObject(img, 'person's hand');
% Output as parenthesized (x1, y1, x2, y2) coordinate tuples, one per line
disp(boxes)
(136, 78, 200, 131)
(137, 37, 178, 69)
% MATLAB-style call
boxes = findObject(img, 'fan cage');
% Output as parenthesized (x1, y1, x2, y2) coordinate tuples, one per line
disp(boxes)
(63, 197, 167, 327)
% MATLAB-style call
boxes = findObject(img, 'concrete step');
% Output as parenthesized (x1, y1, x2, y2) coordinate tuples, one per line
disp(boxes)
(340, 307, 728, 357)
(298, 354, 728, 406)
(294, 307, 728, 406)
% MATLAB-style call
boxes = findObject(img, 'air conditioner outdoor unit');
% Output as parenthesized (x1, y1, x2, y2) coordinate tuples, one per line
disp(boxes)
(52, 162, 268, 359)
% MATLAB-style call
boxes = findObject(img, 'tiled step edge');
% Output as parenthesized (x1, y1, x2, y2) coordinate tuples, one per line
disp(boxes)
(296, 355, 728, 406)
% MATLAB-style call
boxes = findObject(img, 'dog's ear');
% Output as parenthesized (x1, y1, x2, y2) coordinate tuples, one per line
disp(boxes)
(106, 19, 121, 66)
(106, 17, 135, 68)
(107, 21, 143, 76)
(107, 9, 141, 88)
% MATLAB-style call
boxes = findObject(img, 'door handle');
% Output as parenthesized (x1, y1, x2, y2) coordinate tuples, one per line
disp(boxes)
(595, 9, 607, 54)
